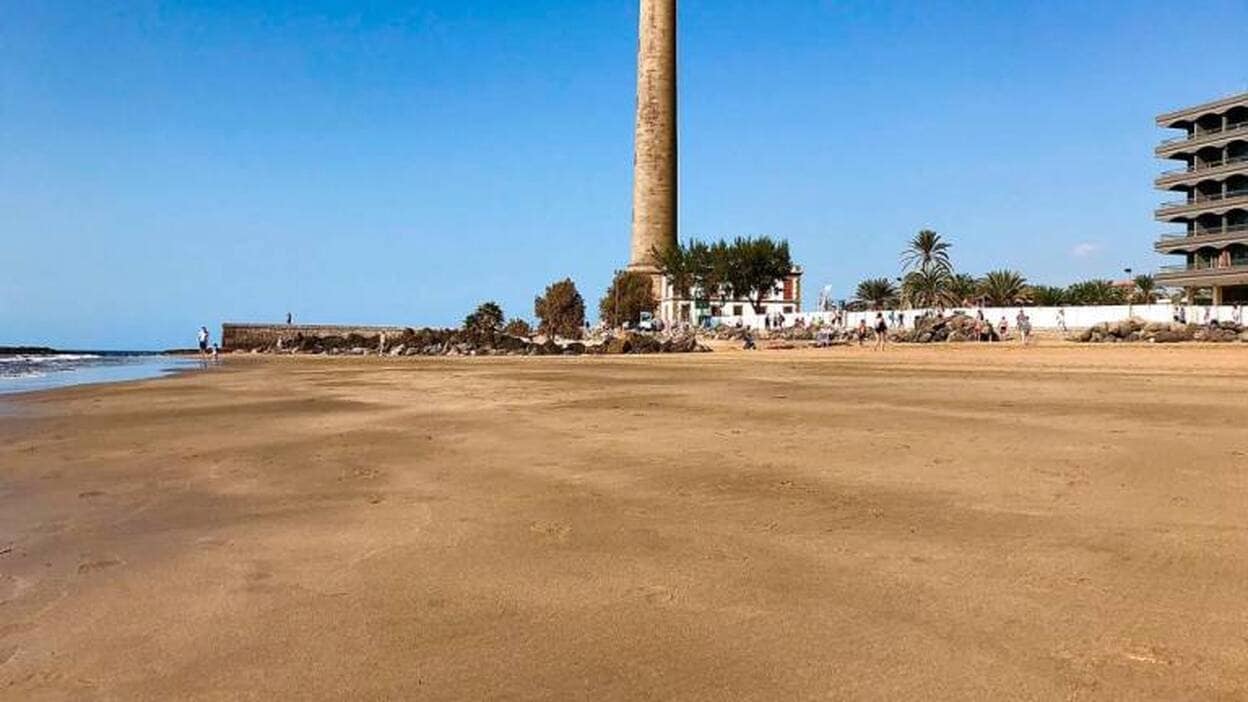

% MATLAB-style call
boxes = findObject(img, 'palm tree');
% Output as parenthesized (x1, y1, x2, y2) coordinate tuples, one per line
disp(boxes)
(902, 267, 952, 308)
(947, 273, 978, 306)
(855, 278, 899, 310)
(464, 301, 505, 333)
(977, 270, 1031, 306)
(1133, 274, 1159, 304)
(900, 229, 953, 274)
(1029, 285, 1067, 307)
(1066, 279, 1125, 306)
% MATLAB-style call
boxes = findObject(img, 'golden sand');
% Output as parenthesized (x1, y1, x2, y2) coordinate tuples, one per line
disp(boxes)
(2, 345, 1247, 699)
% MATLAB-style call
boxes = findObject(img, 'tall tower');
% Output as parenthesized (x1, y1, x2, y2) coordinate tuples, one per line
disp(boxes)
(629, 0, 678, 273)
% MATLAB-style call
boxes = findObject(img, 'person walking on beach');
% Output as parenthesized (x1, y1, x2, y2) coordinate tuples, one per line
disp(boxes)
(874, 312, 888, 350)
(997, 316, 1009, 341)
(211, 343, 220, 363)
(197, 326, 210, 357)
(855, 319, 868, 347)
(1016, 309, 1032, 345)
(286, 312, 293, 325)
(1056, 307, 1068, 333)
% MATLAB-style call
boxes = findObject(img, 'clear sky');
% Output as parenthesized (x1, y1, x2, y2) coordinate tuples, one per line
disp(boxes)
(3, 0, 1246, 349)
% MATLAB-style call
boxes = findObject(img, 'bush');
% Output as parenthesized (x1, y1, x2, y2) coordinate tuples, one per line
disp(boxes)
(502, 318, 533, 337)
(600, 271, 658, 327)
(535, 278, 586, 339)
(463, 301, 505, 334)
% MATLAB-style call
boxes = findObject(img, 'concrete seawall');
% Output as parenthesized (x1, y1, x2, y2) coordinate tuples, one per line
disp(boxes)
(222, 324, 409, 351)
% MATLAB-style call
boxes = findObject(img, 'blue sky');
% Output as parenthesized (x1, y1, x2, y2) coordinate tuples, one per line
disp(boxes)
(2, 0, 1246, 349)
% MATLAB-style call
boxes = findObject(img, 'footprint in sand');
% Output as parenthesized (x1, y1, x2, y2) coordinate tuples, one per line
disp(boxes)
(0, 575, 33, 602)
(77, 559, 122, 575)
(628, 585, 676, 606)
(529, 521, 572, 543)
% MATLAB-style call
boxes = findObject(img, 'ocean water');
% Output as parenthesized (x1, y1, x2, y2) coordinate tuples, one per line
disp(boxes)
(0, 353, 198, 395)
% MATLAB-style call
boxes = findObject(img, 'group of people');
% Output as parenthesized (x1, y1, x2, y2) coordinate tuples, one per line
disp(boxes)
(196, 326, 220, 363)
(1173, 304, 1244, 327)
(762, 312, 788, 330)
(971, 309, 1033, 344)
(844, 313, 891, 350)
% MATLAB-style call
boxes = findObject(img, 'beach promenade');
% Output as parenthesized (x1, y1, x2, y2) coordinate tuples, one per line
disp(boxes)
(2, 346, 1247, 699)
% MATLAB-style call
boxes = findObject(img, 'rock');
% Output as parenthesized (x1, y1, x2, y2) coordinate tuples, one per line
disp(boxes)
(601, 336, 631, 354)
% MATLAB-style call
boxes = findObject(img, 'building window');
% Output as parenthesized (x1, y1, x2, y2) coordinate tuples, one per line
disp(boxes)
(733, 305, 743, 316)
(784, 306, 793, 314)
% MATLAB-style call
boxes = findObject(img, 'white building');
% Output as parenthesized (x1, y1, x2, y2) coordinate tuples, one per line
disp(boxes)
(657, 268, 803, 327)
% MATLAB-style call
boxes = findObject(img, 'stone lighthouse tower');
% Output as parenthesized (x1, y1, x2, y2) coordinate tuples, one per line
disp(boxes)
(628, 0, 677, 273)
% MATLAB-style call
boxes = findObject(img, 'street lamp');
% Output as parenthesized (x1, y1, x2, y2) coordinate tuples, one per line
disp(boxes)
(1124, 267, 1134, 318)
(612, 269, 621, 329)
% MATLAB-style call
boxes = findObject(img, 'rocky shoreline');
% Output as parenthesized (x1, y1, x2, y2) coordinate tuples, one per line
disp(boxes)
(228, 328, 711, 356)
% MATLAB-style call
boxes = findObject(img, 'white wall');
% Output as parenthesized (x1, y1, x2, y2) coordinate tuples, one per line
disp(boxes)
(712, 303, 1246, 331)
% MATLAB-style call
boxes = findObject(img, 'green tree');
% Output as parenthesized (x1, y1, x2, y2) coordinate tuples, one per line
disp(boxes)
(652, 242, 697, 300)
(463, 301, 505, 335)
(855, 278, 899, 310)
(600, 271, 658, 327)
(1065, 279, 1126, 306)
(653, 239, 732, 305)
(534, 278, 586, 339)
(1029, 285, 1067, 306)
(900, 229, 953, 275)
(947, 273, 978, 306)
(902, 267, 952, 308)
(1132, 274, 1160, 304)
(653, 236, 792, 313)
(724, 236, 793, 314)
(977, 270, 1031, 306)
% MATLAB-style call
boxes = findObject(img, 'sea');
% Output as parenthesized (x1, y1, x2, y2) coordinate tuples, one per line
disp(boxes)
(0, 352, 198, 395)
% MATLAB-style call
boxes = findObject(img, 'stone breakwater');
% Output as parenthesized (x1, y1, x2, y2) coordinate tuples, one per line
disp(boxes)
(1072, 319, 1248, 343)
(221, 324, 710, 356)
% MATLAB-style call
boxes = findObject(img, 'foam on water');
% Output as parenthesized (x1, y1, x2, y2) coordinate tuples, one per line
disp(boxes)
(0, 354, 196, 394)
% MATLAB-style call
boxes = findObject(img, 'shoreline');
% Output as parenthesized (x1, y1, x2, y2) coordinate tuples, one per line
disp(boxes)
(4, 338, 1248, 401)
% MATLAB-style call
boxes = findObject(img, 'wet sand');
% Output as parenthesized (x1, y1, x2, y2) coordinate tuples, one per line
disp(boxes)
(2, 345, 1247, 699)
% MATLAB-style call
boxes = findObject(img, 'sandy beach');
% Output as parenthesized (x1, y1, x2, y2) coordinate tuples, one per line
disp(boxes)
(2, 345, 1247, 699)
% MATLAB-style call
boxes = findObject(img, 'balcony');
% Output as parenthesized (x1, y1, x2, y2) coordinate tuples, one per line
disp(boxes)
(1156, 189, 1248, 220)
(1154, 223, 1248, 252)
(1155, 155, 1248, 189)
(1156, 121, 1248, 158)
(1157, 260, 1248, 285)
(1157, 92, 1248, 127)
